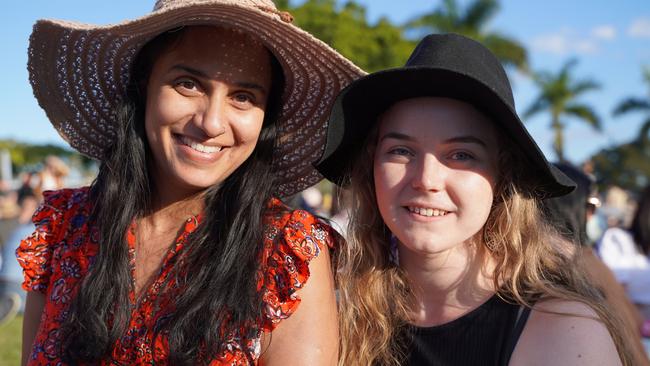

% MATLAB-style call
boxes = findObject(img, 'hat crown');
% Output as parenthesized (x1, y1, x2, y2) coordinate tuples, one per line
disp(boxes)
(153, 0, 277, 12)
(406, 34, 515, 108)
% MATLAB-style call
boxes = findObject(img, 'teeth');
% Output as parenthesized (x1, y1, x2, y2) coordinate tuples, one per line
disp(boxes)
(179, 136, 222, 153)
(408, 207, 448, 217)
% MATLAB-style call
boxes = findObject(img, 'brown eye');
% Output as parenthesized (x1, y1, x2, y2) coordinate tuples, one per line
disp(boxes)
(232, 92, 256, 108)
(174, 78, 201, 95)
(176, 79, 196, 90)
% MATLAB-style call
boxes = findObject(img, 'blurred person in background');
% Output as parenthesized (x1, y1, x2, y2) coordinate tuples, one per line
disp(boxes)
(0, 171, 40, 324)
(35, 155, 70, 194)
(542, 162, 648, 365)
(599, 185, 650, 336)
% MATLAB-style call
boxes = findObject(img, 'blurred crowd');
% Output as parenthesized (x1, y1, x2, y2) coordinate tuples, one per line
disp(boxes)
(0, 155, 70, 325)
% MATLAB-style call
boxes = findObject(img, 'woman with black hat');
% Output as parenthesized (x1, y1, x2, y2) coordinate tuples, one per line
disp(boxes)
(316, 34, 631, 365)
(17, 0, 363, 365)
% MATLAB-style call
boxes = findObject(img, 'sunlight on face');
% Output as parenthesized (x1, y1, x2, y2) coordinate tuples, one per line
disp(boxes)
(373, 97, 500, 259)
(145, 26, 273, 199)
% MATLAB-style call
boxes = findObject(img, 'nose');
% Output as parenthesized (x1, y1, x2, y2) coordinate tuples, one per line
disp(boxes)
(196, 95, 227, 138)
(411, 154, 445, 192)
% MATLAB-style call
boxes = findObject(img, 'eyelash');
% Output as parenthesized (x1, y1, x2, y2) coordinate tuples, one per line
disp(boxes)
(174, 78, 200, 92)
(173, 78, 258, 106)
(232, 92, 256, 105)
(387, 147, 413, 156)
(449, 151, 475, 161)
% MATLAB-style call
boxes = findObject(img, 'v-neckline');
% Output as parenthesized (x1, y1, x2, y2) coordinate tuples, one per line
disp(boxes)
(125, 214, 201, 306)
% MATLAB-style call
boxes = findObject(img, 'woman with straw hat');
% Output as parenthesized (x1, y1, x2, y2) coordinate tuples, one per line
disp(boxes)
(316, 34, 631, 365)
(17, 1, 363, 364)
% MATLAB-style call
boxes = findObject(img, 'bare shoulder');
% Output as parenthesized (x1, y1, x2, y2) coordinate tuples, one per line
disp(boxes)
(509, 298, 622, 366)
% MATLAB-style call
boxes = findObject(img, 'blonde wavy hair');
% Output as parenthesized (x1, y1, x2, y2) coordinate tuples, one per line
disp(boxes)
(336, 127, 633, 366)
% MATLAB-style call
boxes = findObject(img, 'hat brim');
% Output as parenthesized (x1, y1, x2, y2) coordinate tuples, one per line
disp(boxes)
(28, 2, 365, 197)
(316, 67, 575, 198)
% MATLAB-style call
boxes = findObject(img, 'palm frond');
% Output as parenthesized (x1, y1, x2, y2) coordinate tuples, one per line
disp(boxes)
(405, 11, 454, 32)
(637, 119, 650, 143)
(522, 97, 550, 120)
(483, 33, 528, 72)
(571, 79, 600, 95)
(613, 98, 650, 116)
(559, 58, 578, 80)
(443, 0, 460, 22)
(463, 0, 499, 29)
(565, 104, 602, 131)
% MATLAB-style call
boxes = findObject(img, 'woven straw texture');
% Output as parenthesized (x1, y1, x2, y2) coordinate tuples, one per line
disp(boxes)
(28, 0, 365, 197)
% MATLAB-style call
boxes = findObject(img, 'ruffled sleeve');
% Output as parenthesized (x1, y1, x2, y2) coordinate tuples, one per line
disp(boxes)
(260, 205, 336, 331)
(16, 188, 86, 293)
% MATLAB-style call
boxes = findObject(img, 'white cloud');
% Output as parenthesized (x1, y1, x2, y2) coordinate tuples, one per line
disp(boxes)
(628, 18, 650, 38)
(531, 33, 570, 54)
(575, 40, 598, 54)
(591, 25, 616, 40)
(531, 29, 600, 55)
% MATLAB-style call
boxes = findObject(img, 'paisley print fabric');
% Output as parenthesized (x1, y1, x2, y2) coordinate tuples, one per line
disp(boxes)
(17, 187, 334, 365)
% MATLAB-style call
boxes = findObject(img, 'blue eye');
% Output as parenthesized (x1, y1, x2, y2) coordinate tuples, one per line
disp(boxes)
(450, 151, 474, 161)
(388, 147, 413, 156)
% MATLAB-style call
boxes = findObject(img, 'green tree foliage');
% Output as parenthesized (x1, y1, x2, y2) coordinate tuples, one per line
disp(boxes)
(0, 139, 93, 173)
(613, 66, 650, 144)
(404, 0, 528, 72)
(277, 0, 414, 72)
(523, 59, 601, 162)
(591, 141, 650, 193)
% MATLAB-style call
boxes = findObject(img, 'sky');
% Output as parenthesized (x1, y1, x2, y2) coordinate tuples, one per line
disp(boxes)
(1, 0, 649, 166)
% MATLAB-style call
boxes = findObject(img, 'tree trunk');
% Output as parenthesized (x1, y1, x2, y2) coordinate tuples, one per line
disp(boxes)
(552, 115, 564, 162)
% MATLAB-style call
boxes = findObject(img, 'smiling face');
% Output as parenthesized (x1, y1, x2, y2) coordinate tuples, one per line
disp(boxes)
(144, 26, 273, 200)
(373, 97, 500, 257)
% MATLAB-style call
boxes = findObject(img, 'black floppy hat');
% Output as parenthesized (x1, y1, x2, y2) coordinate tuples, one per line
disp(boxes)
(315, 33, 575, 198)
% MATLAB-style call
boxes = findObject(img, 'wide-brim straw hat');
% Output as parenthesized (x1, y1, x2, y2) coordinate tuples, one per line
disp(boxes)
(315, 33, 575, 199)
(28, 0, 365, 197)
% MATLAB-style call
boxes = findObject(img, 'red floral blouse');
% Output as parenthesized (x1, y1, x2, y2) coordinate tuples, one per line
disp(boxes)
(17, 187, 335, 365)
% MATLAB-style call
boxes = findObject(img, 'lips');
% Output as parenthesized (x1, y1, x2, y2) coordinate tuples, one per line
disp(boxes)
(406, 206, 450, 217)
(176, 135, 223, 154)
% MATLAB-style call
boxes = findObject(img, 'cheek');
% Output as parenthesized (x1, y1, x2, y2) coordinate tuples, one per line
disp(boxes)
(144, 89, 171, 140)
(233, 110, 265, 145)
(456, 174, 495, 220)
(373, 162, 404, 214)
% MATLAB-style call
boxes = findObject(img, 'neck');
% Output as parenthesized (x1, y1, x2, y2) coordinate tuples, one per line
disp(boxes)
(399, 239, 497, 327)
(144, 181, 206, 231)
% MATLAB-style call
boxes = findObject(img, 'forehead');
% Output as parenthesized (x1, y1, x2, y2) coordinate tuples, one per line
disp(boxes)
(154, 26, 272, 78)
(378, 97, 497, 142)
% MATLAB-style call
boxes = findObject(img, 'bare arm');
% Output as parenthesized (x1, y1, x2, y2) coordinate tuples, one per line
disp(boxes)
(510, 299, 623, 366)
(22, 291, 46, 366)
(259, 246, 338, 365)
(580, 247, 649, 366)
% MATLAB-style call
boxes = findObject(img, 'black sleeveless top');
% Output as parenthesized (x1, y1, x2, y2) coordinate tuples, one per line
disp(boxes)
(403, 295, 531, 366)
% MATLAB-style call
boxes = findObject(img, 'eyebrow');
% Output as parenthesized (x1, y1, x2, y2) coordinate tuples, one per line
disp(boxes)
(443, 136, 487, 148)
(379, 132, 417, 142)
(380, 132, 487, 148)
(171, 64, 268, 94)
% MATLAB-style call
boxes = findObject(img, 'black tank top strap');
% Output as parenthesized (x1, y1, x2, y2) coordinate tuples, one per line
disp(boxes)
(499, 304, 532, 366)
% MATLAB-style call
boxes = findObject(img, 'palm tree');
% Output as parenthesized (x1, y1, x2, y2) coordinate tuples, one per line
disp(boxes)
(405, 0, 528, 72)
(523, 59, 601, 162)
(613, 66, 650, 145)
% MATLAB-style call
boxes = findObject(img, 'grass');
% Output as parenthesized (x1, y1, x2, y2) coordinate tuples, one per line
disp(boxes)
(0, 314, 22, 366)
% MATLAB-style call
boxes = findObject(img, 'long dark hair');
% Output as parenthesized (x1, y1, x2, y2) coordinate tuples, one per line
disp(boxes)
(631, 185, 650, 255)
(61, 27, 286, 365)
